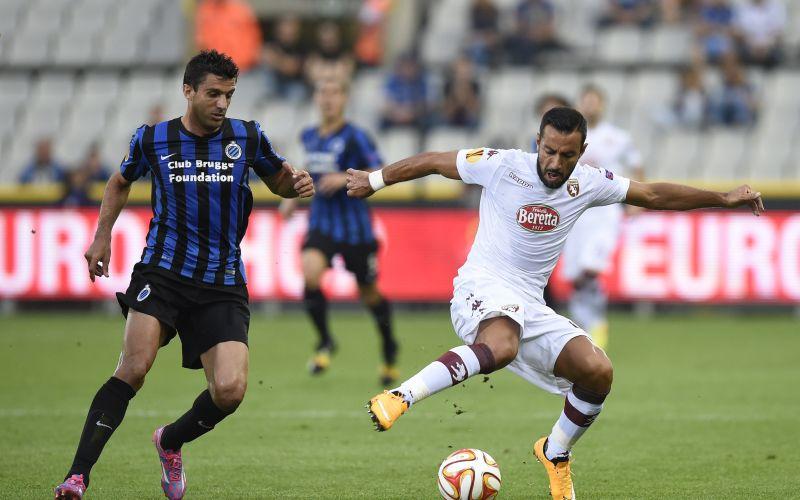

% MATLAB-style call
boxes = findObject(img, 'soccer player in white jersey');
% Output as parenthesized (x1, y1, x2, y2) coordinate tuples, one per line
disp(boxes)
(561, 85, 643, 349)
(346, 107, 764, 499)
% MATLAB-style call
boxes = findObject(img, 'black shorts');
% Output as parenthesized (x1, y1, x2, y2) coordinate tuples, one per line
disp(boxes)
(302, 230, 379, 285)
(116, 263, 250, 369)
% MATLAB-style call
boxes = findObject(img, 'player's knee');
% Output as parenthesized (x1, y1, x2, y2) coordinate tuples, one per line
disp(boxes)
(582, 353, 613, 392)
(114, 357, 152, 389)
(211, 376, 247, 411)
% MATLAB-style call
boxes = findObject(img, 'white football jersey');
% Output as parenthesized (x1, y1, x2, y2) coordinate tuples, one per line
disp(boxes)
(454, 147, 630, 304)
(580, 121, 641, 178)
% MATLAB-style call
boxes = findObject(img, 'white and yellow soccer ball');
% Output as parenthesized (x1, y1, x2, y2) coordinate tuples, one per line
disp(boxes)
(437, 448, 501, 499)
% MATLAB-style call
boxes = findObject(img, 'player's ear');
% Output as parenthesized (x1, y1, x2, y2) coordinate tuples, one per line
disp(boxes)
(535, 133, 541, 149)
(183, 83, 193, 100)
(580, 142, 588, 156)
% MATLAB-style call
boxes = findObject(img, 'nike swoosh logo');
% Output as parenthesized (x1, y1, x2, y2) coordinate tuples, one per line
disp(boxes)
(96, 420, 113, 430)
(160, 153, 177, 160)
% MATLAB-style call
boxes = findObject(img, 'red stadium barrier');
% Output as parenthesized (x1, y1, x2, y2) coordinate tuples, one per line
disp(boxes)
(1, 208, 798, 303)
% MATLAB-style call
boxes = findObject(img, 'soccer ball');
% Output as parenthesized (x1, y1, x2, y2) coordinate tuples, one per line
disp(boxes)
(437, 448, 501, 499)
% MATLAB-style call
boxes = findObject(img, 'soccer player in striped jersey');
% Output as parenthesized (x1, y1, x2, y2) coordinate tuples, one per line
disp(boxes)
(280, 78, 399, 386)
(54, 50, 314, 500)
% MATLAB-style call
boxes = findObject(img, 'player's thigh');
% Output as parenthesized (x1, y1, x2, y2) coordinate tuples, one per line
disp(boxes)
(474, 316, 521, 367)
(301, 248, 329, 286)
(191, 298, 250, 381)
(115, 310, 169, 386)
(450, 279, 525, 366)
(503, 309, 592, 395)
(343, 241, 379, 287)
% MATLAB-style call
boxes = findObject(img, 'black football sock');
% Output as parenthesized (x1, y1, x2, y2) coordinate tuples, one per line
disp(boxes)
(368, 298, 397, 365)
(304, 287, 333, 348)
(159, 390, 232, 451)
(67, 376, 136, 485)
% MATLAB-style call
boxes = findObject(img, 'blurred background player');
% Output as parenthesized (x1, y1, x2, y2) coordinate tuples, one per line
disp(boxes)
(560, 85, 643, 349)
(280, 78, 399, 387)
(53, 50, 313, 500)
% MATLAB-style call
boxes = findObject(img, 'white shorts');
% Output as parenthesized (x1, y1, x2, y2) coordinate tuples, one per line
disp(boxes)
(450, 275, 588, 395)
(561, 204, 623, 281)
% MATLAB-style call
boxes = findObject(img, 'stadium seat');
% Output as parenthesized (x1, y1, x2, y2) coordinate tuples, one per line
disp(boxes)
(141, 3, 186, 65)
(698, 130, 748, 180)
(420, 0, 468, 66)
(349, 70, 384, 132)
(52, 32, 98, 66)
(80, 72, 122, 104)
(652, 131, 700, 179)
(376, 129, 419, 164)
(745, 129, 792, 180)
(482, 69, 537, 139)
(423, 127, 477, 154)
(596, 28, 643, 65)
(6, 32, 53, 66)
(648, 26, 692, 65)
(98, 31, 142, 66)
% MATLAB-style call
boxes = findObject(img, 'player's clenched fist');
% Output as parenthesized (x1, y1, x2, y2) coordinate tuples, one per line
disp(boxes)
(84, 236, 111, 282)
(345, 168, 373, 198)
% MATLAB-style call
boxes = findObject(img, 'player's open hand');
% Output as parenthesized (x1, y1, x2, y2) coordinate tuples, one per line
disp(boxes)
(724, 184, 765, 216)
(85, 235, 112, 282)
(283, 162, 314, 198)
(318, 172, 348, 196)
(345, 168, 373, 198)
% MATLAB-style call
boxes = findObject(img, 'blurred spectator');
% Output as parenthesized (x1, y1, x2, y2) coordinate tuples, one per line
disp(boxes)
(598, 0, 658, 29)
(380, 53, 429, 131)
(468, 0, 501, 67)
(709, 58, 758, 127)
(263, 16, 308, 100)
(694, 0, 735, 64)
(60, 144, 111, 206)
(146, 104, 164, 126)
(306, 22, 355, 86)
(440, 56, 482, 130)
(733, 0, 785, 68)
(196, 0, 262, 72)
(504, 0, 565, 65)
(655, 64, 709, 128)
(18, 138, 67, 185)
(660, 0, 701, 22)
(535, 93, 571, 117)
(355, 0, 392, 67)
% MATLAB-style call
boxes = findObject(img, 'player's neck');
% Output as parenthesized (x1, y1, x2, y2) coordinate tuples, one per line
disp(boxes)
(181, 112, 221, 137)
(319, 116, 346, 136)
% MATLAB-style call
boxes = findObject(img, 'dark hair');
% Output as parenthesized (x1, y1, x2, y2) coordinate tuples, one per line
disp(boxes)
(535, 93, 571, 115)
(539, 107, 587, 143)
(183, 50, 239, 89)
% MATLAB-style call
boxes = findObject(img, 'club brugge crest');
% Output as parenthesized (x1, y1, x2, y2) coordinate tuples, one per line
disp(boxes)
(225, 141, 242, 160)
(566, 178, 580, 197)
(137, 284, 151, 302)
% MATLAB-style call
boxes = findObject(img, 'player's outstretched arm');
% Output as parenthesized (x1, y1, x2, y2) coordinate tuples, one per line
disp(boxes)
(625, 181, 765, 216)
(262, 161, 315, 199)
(346, 151, 459, 198)
(85, 172, 133, 282)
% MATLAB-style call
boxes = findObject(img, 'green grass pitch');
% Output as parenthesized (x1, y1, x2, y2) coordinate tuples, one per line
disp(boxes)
(1, 310, 798, 499)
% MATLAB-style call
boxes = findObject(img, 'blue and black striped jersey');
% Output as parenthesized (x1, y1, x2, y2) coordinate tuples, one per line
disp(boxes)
(120, 117, 284, 286)
(301, 122, 382, 245)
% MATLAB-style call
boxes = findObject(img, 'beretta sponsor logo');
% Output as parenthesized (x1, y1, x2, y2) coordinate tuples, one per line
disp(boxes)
(516, 204, 560, 232)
